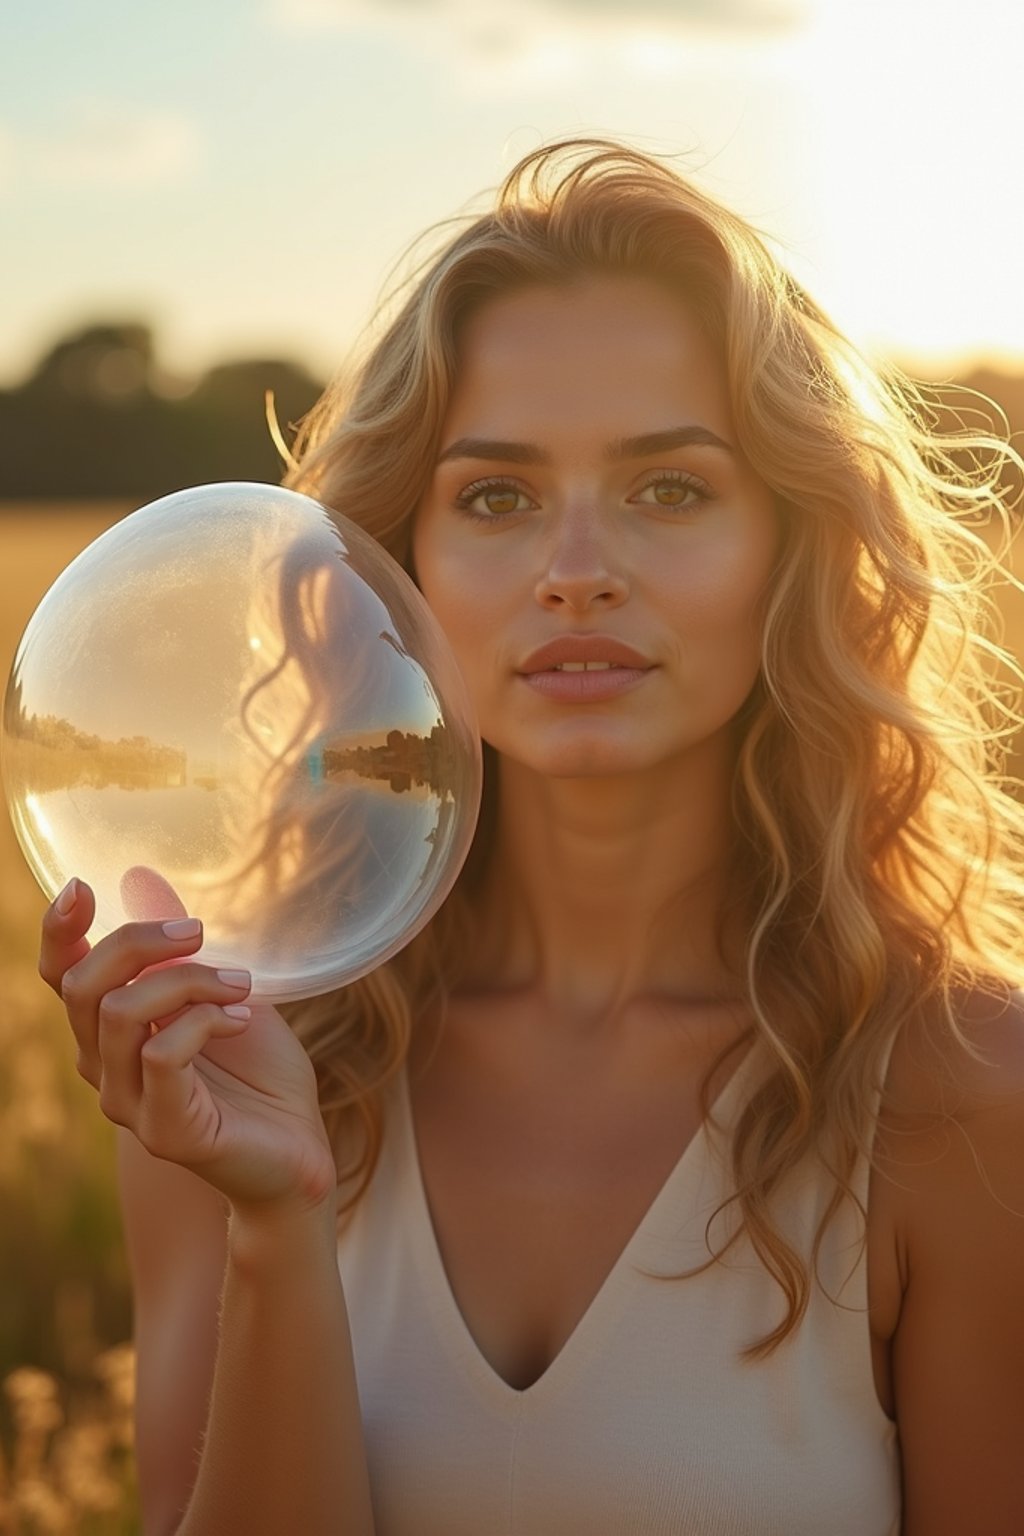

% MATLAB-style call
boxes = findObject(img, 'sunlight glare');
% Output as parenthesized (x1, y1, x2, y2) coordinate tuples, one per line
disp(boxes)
(804, 0, 1024, 367)
(25, 793, 55, 850)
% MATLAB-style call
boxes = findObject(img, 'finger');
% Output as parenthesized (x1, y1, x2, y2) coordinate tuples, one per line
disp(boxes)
(61, 919, 206, 1083)
(95, 962, 250, 1116)
(120, 865, 188, 923)
(39, 877, 97, 994)
(135, 1004, 252, 1160)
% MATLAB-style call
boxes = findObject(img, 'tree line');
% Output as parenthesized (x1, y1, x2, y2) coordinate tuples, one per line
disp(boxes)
(1, 319, 1022, 504)
(0, 322, 326, 501)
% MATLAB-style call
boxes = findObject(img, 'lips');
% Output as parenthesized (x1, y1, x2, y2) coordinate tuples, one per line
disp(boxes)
(518, 636, 654, 675)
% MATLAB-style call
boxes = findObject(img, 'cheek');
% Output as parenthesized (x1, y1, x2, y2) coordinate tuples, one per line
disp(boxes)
(411, 529, 502, 679)
(663, 527, 777, 667)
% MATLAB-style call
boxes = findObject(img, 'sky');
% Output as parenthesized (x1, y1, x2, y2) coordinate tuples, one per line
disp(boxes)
(3, 0, 1024, 389)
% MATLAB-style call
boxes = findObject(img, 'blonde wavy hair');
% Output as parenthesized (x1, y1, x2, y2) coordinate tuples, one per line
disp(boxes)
(279, 137, 1024, 1355)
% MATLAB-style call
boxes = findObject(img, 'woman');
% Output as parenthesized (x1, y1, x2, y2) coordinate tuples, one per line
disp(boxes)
(39, 140, 1024, 1535)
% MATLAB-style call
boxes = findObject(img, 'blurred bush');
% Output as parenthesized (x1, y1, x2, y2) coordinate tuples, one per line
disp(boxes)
(0, 322, 325, 502)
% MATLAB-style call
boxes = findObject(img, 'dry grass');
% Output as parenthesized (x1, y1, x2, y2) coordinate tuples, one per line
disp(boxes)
(0, 1347, 136, 1534)
(1, 506, 137, 1534)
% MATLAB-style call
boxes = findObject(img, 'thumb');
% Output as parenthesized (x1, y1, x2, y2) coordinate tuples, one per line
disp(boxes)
(120, 865, 188, 923)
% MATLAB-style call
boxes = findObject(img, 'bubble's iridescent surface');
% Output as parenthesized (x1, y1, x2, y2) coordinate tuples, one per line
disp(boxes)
(1, 483, 482, 1001)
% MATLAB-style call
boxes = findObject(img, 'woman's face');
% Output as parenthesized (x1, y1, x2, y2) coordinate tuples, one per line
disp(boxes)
(412, 275, 780, 779)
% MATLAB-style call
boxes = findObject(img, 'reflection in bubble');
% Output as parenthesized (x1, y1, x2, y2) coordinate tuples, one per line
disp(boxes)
(2, 483, 481, 1000)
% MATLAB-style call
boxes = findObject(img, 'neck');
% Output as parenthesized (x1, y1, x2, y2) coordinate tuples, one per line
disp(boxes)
(467, 734, 746, 1024)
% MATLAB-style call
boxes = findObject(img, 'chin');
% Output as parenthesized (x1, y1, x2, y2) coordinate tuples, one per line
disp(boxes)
(492, 726, 672, 780)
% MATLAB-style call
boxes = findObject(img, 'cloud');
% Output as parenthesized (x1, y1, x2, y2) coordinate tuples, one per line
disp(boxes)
(265, 0, 807, 93)
(2, 103, 200, 192)
(533, 0, 803, 26)
(268, 0, 806, 40)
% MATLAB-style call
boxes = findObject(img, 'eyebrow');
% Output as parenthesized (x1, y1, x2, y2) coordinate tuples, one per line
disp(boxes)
(435, 424, 735, 467)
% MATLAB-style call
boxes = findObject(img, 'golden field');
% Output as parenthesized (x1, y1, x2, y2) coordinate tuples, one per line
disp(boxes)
(0, 504, 137, 1535)
(2, 498, 1024, 1533)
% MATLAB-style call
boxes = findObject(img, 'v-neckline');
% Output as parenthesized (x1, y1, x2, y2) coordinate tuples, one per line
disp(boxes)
(395, 1040, 762, 1407)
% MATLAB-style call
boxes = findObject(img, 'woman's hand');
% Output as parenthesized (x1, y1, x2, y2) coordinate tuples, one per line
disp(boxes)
(38, 878, 338, 1218)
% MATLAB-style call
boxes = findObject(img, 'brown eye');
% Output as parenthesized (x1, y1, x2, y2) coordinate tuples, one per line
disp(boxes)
(483, 488, 520, 515)
(631, 473, 711, 512)
(454, 478, 536, 519)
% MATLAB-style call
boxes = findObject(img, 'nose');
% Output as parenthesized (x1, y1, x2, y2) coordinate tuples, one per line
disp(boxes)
(533, 507, 628, 613)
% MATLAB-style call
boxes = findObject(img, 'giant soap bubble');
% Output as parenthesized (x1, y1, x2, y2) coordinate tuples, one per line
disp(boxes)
(2, 483, 482, 1001)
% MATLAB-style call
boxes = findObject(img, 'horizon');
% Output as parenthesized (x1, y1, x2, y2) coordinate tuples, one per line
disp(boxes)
(7, 313, 1024, 401)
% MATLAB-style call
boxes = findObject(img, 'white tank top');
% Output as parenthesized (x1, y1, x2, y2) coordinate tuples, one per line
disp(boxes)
(336, 1041, 901, 1535)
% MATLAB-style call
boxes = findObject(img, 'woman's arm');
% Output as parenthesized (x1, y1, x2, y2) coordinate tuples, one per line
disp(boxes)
(117, 1133, 228, 1535)
(177, 1198, 373, 1536)
(886, 989, 1024, 1535)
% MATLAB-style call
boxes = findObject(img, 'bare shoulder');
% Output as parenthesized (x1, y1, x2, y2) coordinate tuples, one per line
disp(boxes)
(878, 982, 1024, 1536)
(875, 979, 1024, 1298)
(881, 979, 1024, 1123)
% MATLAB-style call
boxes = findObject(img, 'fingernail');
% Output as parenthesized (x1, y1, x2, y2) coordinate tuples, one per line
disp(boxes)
(217, 969, 251, 990)
(222, 1004, 251, 1021)
(162, 917, 201, 940)
(55, 879, 78, 915)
